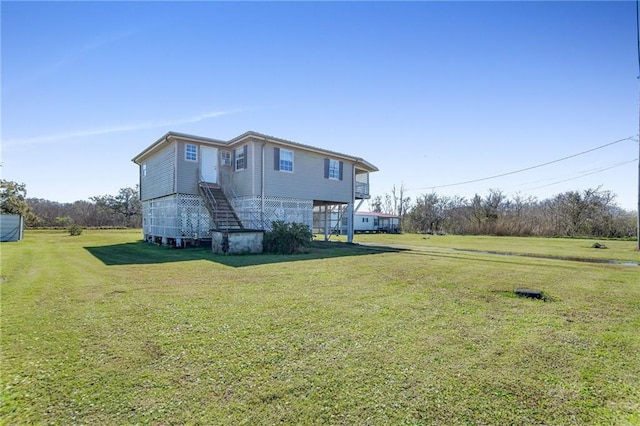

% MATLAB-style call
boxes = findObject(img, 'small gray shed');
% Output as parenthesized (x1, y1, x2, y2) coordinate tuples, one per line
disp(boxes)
(0, 214, 24, 242)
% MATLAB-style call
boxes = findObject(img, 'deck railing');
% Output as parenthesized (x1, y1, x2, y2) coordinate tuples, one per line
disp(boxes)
(355, 181, 370, 199)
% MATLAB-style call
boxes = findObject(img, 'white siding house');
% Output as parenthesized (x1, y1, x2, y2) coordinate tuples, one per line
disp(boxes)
(132, 131, 378, 246)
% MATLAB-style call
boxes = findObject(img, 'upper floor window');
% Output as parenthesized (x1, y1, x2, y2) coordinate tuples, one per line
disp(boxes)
(185, 144, 197, 162)
(279, 149, 294, 172)
(235, 146, 246, 171)
(274, 147, 294, 172)
(328, 159, 341, 180)
(142, 163, 147, 177)
(221, 151, 231, 166)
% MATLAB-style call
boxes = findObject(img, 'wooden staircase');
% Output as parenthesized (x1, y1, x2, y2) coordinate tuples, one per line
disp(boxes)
(198, 182, 244, 231)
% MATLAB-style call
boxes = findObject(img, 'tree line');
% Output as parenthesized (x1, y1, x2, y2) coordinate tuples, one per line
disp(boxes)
(1, 180, 142, 228)
(1, 179, 637, 238)
(371, 185, 637, 238)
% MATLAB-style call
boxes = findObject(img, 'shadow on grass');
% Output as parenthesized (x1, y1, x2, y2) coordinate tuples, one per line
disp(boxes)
(85, 240, 406, 267)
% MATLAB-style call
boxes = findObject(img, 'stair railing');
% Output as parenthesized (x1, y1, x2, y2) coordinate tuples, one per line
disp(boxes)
(219, 171, 265, 230)
(199, 169, 248, 231)
(198, 169, 221, 228)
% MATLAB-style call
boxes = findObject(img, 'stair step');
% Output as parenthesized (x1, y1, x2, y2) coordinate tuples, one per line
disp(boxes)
(199, 181, 244, 230)
(199, 182, 221, 188)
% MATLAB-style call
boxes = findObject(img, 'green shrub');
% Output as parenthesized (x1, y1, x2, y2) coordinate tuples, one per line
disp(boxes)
(68, 224, 83, 236)
(263, 221, 312, 254)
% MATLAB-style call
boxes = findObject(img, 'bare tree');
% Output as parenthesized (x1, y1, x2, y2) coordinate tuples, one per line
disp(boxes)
(549, 187, 616, 236)
(369, 195, 383, 213)
(391, 183, 411, 216)
(406, 192, 448, 234)
(382, 194, 394, 215)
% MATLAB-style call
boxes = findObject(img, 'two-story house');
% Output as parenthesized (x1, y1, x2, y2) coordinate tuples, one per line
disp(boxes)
(132, 131, 378, 247)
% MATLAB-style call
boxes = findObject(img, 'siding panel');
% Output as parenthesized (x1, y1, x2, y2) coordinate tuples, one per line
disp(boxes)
(262, 143, 352, 202)
(140, 143, 176, 201)
(176, 142, 199, 195)
(229, 143, 255, 197)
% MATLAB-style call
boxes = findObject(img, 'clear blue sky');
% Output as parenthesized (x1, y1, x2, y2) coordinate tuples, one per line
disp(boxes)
(2, 1, 638, 210)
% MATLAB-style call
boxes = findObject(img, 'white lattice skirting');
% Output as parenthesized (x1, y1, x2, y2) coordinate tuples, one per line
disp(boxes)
(142, 194, 211, 241)
(143, 194, 315, 242)
(231, 196, 314, 231)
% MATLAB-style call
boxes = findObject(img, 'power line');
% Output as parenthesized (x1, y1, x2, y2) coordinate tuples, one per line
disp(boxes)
(636, 0, 640, 248)
(409, 136, 636, 191)
(524, 158, 638, 190)
(515, 158, 636, 188)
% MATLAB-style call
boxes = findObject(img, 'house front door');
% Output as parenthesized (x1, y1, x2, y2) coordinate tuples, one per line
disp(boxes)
(200, 146, 218, 183)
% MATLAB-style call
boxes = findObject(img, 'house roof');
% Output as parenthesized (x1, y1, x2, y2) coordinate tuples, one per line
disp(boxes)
(229, 131, 379, 172)
(357, 211, 399, 218)
(132, 130, 379, 172)
(131, 131, 228, 164)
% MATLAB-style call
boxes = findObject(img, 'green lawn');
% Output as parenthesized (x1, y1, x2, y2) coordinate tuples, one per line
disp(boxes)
(1, 230, 639, 425)
(341, 233, 639, 263)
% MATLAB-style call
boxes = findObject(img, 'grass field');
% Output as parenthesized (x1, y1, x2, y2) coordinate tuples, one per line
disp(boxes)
(1, 230, 639, 425)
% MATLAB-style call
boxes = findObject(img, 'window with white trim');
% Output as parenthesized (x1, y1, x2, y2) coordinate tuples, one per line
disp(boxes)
(142, 163, 147, 177)
(185, 144, 197, 161)
(221, 151, 231, 166)
(279, 149, 294, 172)
(328, 159, 340, 180)
(235, 147, 245, 171)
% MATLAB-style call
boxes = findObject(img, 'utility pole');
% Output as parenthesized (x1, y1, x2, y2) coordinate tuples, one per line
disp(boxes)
(636, 0, 640, 250)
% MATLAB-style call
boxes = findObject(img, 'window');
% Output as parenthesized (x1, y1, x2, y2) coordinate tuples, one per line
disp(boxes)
(142, 163, 147, 177)
(274, 147, 294, 172)
(235, 146, 246, 171)
(328, 159, 341, 180)
(279, 149, 294, 172)
(185, 144, 197, 161)
(221, 151, 231, 166)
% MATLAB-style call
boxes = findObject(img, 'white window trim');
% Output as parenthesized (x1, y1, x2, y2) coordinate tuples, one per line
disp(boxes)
(235, 147, 245, 171)
(185, 144, 197, 162)
(328, 159, 340, 180)
(279, 149, 294, 173)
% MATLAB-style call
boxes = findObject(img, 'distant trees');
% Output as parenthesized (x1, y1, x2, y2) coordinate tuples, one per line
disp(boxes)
(91, 186, 142, 228)
(405, 192, 448, 234)
(371, 184, 411, 215)
(370, 183, 411, 231)
(395, 186, 637, 238)
(8, 177, 639, 239)
(545, 187, 616, 237)
(25, 185, 142, 228)
(469, 189, 505, 234)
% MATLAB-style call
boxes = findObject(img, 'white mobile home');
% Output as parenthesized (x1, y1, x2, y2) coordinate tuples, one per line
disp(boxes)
(355, 212, 400, 233)
(132, 131, 378, 246)
(317, 211, 401, 235)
